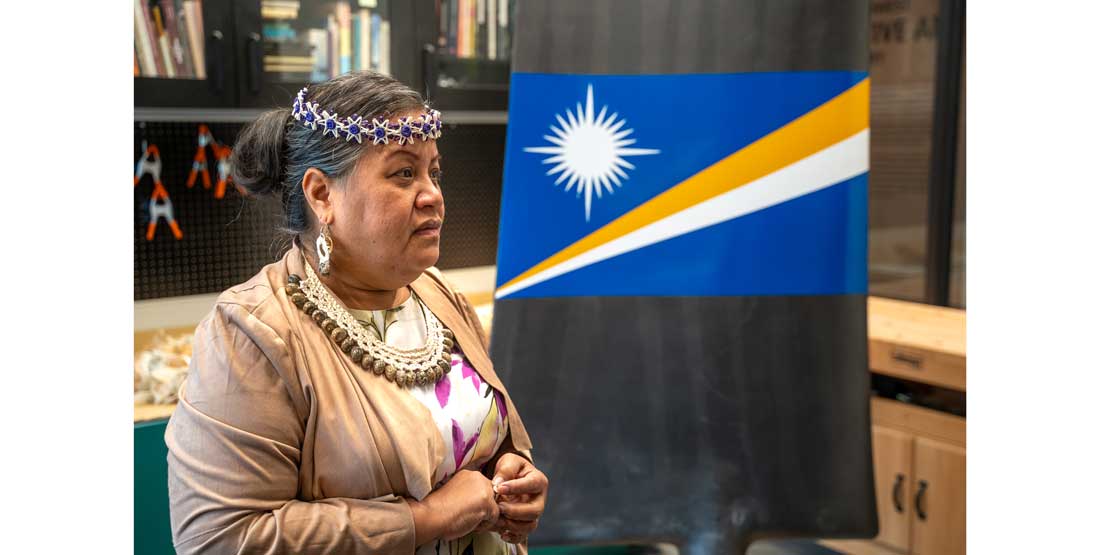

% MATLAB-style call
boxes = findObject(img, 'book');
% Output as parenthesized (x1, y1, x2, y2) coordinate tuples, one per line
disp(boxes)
(337, 2, 352, 74)
(370, 11, 381, 71)
(261, 0, 300, 18)
(140, 0, 166, 76)
(476, 0, 487, 59)
(182, 1, 206, 79)
(497, 0, 510, 59)
(378, 18, 390, 75)
(487, 0, 496, 60)
(448, 0, 458, 56)
(307, 28, 329, 81)
(263, 22, 297, 41)
(152, 3, 177, 77)
(326, 13, 339, 78)
(352, 10, 361, 71)
(456, 0, 468, 58)
(172, 0, 197, 78)
(160, 1, 191, 77)
(261, 0, 300, 20)
(439, 0, 449, 51)
(134, 0, 158, 76)
(358, 10, 372, 70)
(467, 0, 477, 58)
(265, 55, 313, 64)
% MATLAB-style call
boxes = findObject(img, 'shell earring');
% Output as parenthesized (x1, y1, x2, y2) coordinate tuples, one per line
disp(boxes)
(316, 223, 334, 276)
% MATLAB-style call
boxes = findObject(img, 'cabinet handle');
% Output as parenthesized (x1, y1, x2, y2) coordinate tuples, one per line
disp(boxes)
(892, 474, 905, 513)
(208, 30, 225, 94)
(246, 32, 262, 94)
(915, 480, 928, 521)
(891, 348, 923, 368)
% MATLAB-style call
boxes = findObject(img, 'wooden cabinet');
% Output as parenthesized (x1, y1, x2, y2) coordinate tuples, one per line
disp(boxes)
(864, 398, 966, 555)
(911, 438, 966, 555)
(871, 426, 913, 552)
(823, 297, 965, 555)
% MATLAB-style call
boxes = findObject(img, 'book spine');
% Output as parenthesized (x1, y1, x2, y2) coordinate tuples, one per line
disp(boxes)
(476, 0, 486, 59)
(360, 10, 372, 71)
(498, 0, 509, 60)
(448, 0, 458, 56)
(439, 0, 448, 51)
(183, 1, 206, 79)
(152, 3, 177, 77)
(370, 12, 381, 71)
(487, 0, 496, 61)
(134, 0, 157, 76)
(173, 0, 195, 78)
(161, 1, 190, 77)
(458, 0, 469, 57)
(351, 12, 361, 71)
(379, 18, 390, 76)
(468, 0, 477, 58)
(307, 29, 328, 82)
(141, 1, 165, 76)
(330, 14, 340, 78)
(337, 3, 352, 75)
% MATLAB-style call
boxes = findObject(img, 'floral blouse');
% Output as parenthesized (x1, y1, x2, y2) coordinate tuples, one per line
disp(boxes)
(349, 293, 518, 555)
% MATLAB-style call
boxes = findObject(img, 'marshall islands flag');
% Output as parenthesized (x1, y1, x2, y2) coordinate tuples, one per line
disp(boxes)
(489, 1, 877, 551)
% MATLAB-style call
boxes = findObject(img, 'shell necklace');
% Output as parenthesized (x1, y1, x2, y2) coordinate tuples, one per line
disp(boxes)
(285, 260, 454, 388)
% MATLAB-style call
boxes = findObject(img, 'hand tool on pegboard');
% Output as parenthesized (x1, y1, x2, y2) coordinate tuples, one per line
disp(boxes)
(188, 124, 235, 198)
(211, 141, 234, 199)
(135, 144, 183, 241)
(186, 124, 214, 191)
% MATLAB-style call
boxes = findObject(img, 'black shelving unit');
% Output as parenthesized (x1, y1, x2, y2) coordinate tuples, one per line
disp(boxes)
(133, 1, 236, 108)
(135, 1, 408, 111)
(416, 0, 513, 112)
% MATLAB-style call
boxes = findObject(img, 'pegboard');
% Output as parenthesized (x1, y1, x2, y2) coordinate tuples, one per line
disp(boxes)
(134, 121, 506, 300)
(434, 124, 506, 269)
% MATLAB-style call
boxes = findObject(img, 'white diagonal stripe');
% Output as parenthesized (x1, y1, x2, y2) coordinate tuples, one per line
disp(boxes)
(495, 129, 869, 299)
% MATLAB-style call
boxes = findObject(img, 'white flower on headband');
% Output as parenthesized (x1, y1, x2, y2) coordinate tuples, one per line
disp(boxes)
(291, 87, 443, 146)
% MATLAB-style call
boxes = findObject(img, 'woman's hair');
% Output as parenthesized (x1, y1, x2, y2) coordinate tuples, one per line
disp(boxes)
(231, 71, 428, 239)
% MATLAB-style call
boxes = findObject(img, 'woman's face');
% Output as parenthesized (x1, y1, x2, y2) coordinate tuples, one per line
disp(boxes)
(328, 124, 444, 291)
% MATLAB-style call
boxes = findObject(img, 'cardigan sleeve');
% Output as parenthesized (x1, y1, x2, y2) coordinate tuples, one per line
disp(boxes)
(165, 300, 417, 555)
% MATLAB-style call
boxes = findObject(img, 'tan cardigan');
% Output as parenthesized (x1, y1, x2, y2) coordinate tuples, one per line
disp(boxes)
(165, 245, 534, 554)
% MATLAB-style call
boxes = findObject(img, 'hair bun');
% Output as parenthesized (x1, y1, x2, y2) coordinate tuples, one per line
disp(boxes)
(230, 108, 291, 198)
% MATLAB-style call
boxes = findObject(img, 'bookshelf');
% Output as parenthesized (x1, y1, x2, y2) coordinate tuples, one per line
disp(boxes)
(136, 1, 409, 111)
(423, 0, 515, 112)
(134, 0, 236, 108)
(134, 0, 515, 114)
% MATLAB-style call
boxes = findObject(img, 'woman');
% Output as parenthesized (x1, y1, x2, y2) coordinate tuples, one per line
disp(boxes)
(165, 71, 548, 555)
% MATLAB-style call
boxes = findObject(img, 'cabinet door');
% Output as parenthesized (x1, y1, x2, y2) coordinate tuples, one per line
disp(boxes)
(871, 425, 913, 552)
(911, 437, 966, 555)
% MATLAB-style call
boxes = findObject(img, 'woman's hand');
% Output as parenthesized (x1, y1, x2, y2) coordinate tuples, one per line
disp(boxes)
(490, 453, 549, 544)
(409, 469, 500, 545)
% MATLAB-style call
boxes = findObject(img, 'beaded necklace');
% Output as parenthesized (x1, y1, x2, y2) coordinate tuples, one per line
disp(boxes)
(284, 260, 454, 388)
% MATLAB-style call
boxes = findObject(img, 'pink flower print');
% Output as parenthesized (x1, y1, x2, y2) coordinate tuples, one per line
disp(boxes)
(435, 373, 451, 407)
(451, 419, 479, 469)
(460, 359, 483, 393)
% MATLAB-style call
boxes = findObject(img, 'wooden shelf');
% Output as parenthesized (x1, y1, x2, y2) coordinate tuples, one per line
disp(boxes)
(867, 296, 966, 391)
(135, 403, 176, 423)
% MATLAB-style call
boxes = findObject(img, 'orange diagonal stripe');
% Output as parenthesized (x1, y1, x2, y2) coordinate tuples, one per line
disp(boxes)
(498, 77, 870, 294)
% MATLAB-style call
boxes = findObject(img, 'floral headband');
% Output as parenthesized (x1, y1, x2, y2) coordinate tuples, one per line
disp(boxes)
(291, 87, 443, 145)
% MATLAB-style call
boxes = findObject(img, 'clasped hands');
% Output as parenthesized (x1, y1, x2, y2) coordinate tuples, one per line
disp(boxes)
(481, 453, 548, 544)
(410, 452, 548, 547)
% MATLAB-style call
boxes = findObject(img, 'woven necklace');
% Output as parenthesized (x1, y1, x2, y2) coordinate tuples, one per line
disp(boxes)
(285, 260, 454, 388)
